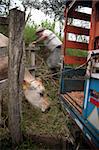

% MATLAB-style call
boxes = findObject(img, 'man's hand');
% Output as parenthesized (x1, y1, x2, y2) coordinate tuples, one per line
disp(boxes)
(29, 41, 36, 48)
(32, 41, 37, 45)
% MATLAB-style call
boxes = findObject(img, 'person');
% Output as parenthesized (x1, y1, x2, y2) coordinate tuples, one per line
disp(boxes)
(32, 27, 62, 71)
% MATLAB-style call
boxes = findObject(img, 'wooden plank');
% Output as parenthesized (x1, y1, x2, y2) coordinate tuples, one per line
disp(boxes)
(0, 17, 8, 25)
(66, 40, 88, 50)
(8, 8, 25, 145)
(62, 94, 82, 113)
(67, 25, 89, 36)
(64, 55, 87, 65)
(68, 11, 91, 22)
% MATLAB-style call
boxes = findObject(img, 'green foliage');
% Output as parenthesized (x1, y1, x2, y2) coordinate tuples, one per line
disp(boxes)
(24, 22, 38, 46)
(41, 0, 65, 21)
(41, 20, 55, 32)
(0, 0, 11, 16)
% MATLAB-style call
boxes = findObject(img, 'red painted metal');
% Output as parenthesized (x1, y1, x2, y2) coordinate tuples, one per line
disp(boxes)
(90, 97, 99, 107)
(67, 25, 89, 36)
(95, 2, 99, 38)
(63, 0, 99, 65)
(64, 55, 87, 65)
(66, 40, 88, 50)
(89, 1, 99, 50)
(95, 22, 99, 38)
(68, 11, 91, 21)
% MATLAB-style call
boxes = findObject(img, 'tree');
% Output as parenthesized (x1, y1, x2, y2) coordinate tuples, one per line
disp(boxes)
(20, 0, 41, 23)
(0, 0, 11, 16)
(41, 0, 65, 38)
(41, 0, 64, 21)
(0, 0, 41, 22)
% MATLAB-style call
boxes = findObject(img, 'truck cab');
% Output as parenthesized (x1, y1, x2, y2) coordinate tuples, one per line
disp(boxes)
(59, 0, 99, 149)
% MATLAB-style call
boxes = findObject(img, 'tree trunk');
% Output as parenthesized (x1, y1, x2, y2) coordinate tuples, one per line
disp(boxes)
(8, 8, 25, 145)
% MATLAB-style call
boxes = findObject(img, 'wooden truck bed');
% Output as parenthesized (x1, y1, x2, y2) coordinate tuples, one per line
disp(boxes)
(61, 92, 84, 113)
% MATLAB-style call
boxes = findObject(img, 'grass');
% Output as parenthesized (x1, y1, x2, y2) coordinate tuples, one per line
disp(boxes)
(0, 47, 89, 149)
(21, 76, 70, 137)
(0, 50, 72, 149)
(66, 48, 88, 57)
(0, 81, 72, 149)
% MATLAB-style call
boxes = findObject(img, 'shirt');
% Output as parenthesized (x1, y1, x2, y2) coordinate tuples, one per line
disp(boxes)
(42, 30, 62, 51)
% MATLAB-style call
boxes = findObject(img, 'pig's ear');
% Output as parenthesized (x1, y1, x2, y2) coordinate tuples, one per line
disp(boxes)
(36, 77, 42, 83)
(23, 80, 30, 90)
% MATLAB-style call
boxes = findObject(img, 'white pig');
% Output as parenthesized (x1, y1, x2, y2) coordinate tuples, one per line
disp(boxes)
(23, 69, 50, 112)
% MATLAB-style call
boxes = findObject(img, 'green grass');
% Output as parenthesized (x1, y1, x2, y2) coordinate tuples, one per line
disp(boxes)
(66, 48, 88, 57)
(22, 79, 70, 137)
(0, 55, 72, 149)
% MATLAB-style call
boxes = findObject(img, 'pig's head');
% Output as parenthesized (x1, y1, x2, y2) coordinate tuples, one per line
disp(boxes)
(30, 78, 45, 95)
(23, 78, 50, 112)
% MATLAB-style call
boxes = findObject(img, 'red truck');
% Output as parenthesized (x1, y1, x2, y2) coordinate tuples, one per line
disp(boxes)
(59, 0, 99, 149)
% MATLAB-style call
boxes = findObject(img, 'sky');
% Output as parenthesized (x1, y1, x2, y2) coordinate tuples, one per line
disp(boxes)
(11, 0, 92, 24)
(10, 0, 60, 33)
(10, 0, 92, 37)
(11, 0, 53, 24)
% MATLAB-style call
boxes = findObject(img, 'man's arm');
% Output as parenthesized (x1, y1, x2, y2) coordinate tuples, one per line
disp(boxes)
(33, 35, 47, 44)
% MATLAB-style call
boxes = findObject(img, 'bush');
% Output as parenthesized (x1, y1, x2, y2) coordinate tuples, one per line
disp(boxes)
(24, 22, 39, 46)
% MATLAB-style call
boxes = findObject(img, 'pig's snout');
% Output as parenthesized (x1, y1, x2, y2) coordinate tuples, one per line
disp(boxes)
(39, 90, 45, 97)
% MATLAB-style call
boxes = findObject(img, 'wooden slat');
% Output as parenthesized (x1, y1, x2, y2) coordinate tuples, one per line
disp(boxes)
(67, 25, 90, 36)
(0, 17, 8, 25)
(62, 94, 82, 113)
(66, 40, 88, 50)
(68, 11, 91, 21)
(64, 55, 87, 65)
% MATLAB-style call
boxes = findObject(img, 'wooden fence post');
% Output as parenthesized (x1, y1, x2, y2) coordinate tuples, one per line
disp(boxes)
(8, 8, 25, 145)
(26, 46, 40, 76)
